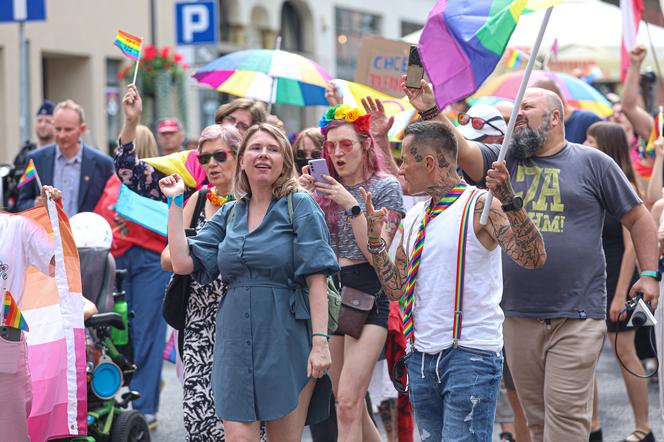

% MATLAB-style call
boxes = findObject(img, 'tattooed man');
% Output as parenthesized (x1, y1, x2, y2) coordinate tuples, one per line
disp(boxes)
(360, 120, 545, 442)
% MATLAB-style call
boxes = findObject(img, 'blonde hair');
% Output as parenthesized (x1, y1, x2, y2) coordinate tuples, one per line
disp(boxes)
(233, 124, 302, 200)
(54, 99, 85, 123)
(292, 127, 324, 157)
(135, 125, 158, 159)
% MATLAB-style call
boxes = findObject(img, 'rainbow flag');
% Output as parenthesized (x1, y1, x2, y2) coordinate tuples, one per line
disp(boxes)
(17, 158, 38, 189)
(114, 29, 142, 60)
(643, 108, 663, 159)
(505, 48, 526, 69)
(15, 201, 87, 440)
(419, 0, 562, 108)
(2, 290, 29, 331)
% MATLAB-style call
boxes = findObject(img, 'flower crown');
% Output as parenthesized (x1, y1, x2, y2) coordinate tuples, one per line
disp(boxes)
(319, 104, 371, 136)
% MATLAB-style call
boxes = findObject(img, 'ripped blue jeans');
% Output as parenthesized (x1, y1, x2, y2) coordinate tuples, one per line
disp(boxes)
(405, 347, 502, 442)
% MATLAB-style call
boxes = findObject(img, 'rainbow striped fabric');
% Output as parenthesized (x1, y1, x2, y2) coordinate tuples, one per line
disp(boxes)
(17, 158, 37, 189)
(403, 181, 467, 340)
(505, 48, 526, 69)
(419, 0, 561, 108)
(642, 109, 663, 159)
(2, 290, 29, 331)
(114, 29, 142, 60)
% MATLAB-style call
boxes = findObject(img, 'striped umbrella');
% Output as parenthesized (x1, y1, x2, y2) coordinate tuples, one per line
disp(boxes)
(193, 49, 332, 108)
(472, 70, 613, 118)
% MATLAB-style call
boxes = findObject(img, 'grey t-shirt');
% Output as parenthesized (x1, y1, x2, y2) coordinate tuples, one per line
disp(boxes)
(334, 175, 404, 261)
(480, 142, 641, 319)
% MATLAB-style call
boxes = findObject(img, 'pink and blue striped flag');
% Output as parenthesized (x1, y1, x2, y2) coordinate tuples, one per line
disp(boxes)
(418, 0, 561, 108)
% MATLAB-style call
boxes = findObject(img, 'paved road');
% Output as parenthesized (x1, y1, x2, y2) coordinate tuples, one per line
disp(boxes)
(150, 337, 662, 441)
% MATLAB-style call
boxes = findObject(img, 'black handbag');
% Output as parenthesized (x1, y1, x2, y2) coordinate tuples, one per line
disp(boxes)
(162, 189, 208, 331)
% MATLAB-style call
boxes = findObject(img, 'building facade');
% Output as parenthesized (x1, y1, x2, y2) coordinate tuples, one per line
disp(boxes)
(0, 0, 434, 164)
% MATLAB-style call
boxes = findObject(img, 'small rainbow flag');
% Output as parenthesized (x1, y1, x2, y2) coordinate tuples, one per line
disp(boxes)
(2, 290, 29, 331)
(17, 158, 37, 189)
(114, 29, 142, 60)
(642, 107, 664, 159)
(505, 48, 526, 69)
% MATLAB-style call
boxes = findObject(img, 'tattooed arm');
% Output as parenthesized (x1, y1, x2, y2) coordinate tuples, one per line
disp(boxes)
(359, 187, 408, 300)
(481, 161, 547, 269)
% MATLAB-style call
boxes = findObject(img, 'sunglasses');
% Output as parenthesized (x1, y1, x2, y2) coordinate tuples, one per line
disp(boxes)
(295, 149, 322, 160)
(458, 113, 504, 134)
(324, 139, 357, 154)
(197, 150, 231, 165)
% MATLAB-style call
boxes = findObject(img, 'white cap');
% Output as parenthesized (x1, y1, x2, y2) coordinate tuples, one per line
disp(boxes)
(457, 103, 507, 141)
(70, 212, 113, 249)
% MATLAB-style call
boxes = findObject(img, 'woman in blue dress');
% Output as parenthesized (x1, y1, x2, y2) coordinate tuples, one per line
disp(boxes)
(160, 123, 339, 441)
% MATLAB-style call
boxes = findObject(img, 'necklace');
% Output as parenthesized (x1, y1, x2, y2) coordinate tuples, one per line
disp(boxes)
(206, 188, 233, 206)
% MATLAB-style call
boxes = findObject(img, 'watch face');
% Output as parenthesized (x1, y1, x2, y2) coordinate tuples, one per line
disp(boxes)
(512, 196, 523, 210)
(351, 205, 362, 216)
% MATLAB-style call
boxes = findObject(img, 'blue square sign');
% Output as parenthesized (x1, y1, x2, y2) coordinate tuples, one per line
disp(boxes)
(0, 0, 46, 23)
(175, 1, 217, 45)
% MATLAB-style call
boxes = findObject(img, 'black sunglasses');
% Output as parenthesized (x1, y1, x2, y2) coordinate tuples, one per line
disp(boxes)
(295, 149, 322, 160)
(197, 150, 230, 165)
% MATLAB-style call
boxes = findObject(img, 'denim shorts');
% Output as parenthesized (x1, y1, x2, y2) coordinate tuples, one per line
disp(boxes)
(405, 347, 503, 442)
(331, 263, 389, 336)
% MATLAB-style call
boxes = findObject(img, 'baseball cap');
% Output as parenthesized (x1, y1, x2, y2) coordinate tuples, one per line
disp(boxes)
(36, 100, 55, 116)
(457, 104, 507, 141)
(158, 118, 182, 133)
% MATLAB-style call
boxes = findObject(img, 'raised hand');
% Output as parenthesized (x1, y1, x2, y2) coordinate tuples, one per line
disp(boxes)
(359, 187, 387, 241)
(630, 44, 647, 67)
(485, 161, 515, 205)
(315, 175, 357, 210)
(159, 174, 186, 198)
(361, 96, 394, 139)
(40, 185, 62, 204)
(400, 74, 436, 113)
(654, 137, 664, 157)
(325, 82, 342, 107)
(122, 83, 143, 124)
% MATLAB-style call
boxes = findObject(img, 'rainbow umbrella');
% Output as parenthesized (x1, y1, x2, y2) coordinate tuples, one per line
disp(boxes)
(193, 49, 332, 107)
(472, 71, 613, 118)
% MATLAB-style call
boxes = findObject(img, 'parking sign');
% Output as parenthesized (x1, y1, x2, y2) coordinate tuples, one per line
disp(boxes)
(0, 0, 46, 22)
(175, 1, 217, 45)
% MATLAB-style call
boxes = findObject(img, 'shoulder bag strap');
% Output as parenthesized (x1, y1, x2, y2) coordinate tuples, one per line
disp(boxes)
(190, 189, 209, 229)
(452, 189, 479, 348)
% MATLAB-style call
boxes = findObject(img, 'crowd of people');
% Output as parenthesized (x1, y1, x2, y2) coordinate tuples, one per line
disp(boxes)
(3, 40, 664, 442)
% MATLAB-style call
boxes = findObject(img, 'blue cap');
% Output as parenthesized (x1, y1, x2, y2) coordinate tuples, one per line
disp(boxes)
(36, 100, 55, 116)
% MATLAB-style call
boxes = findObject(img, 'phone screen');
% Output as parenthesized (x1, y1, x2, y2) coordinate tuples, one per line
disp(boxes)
(406, 45, 424, 89)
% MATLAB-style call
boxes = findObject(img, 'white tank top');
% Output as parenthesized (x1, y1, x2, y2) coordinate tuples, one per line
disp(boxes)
(401, 187, 504, 353)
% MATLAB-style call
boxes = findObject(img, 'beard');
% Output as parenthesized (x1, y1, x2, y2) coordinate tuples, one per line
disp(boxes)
(509, 113, 551, 160)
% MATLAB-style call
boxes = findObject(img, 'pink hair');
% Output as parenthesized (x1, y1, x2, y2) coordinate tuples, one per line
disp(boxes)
(315, 120, 389, 231)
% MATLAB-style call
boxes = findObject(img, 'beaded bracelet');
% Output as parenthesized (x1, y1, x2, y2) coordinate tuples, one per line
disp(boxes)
(367, 238, 387, 254)
(420, 105, 440, 121)
(167, 194, 184, 208)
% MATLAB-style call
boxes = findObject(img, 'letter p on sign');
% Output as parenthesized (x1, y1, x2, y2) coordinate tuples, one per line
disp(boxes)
(175, 1, 217, 45)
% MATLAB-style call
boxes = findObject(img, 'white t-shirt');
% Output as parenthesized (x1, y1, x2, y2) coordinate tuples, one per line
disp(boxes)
(401, 187, 504, 353)
(0, 214, 53, 305)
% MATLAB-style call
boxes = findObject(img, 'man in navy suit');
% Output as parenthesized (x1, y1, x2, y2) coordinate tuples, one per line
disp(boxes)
(16, 99, 114, 218)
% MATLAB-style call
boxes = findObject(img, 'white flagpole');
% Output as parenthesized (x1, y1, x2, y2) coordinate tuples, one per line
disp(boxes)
(480, 7, 555, 225)
(131, 38, 144, 86)
(267, 35, 282, 115)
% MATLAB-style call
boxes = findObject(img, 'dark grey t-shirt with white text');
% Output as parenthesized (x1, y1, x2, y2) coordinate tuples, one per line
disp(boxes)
(480, 142, 641, 319)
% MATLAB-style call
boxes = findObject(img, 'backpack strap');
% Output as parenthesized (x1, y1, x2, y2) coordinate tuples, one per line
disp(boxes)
(287, 192, 294, 223)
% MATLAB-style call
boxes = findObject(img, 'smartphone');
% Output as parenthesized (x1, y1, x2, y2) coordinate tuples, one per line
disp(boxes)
(406, 45, 424, 89)
(308, 159, 330, 185)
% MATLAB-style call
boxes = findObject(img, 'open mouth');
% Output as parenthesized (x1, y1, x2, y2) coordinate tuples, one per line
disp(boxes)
(335, 160, 346, 168)
(255, 164, 272, 170)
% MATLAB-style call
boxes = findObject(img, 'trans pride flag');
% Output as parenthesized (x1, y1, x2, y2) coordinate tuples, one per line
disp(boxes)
(419, 0, 561, 108)
(16, 199, 87, 441)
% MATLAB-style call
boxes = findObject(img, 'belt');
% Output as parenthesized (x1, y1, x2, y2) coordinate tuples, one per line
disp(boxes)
(0, 326, 22, 342)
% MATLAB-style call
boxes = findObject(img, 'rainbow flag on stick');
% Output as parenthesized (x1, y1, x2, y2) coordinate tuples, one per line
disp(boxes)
(114, 29, 143, 84)
(505, 48, 528, 69)
(17, 158, 41, 189)
(2, 290, 29, 331)
(419, 0, 562, 108)
(643, 106, 664, 159)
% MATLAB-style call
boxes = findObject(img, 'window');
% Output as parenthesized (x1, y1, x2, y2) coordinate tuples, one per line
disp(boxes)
(105, 59, 122, 154)
(335, 8, 381, 80)
(401, 21, 422, 38)
(281, 2, 303, 52)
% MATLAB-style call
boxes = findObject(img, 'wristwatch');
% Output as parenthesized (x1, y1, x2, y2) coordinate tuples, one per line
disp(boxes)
(640, 270, 662, 281)
(501, 195, 523, 212)
(345, 205, 362, 218)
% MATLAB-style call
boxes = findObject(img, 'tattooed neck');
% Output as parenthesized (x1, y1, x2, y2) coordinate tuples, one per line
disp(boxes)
(426, 170, 461, 201)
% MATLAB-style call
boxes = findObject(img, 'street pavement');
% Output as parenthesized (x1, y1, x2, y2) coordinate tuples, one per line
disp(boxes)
(151, 336, 662, 441)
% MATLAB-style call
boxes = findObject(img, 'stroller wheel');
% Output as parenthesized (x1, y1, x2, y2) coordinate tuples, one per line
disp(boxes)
(110, 410, 151, 442)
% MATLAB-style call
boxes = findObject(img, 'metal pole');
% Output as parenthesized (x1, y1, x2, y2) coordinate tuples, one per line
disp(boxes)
(480, 7, 554, 225)
(19, 21, 29, 144)
(267, 35, 282, 115)
(150, 0, 157, 45)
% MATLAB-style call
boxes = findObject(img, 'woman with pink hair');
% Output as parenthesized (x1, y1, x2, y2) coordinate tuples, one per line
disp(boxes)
(301, 104, 404, 441)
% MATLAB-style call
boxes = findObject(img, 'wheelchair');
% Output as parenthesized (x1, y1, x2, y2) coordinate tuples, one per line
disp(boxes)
(69, 213, 150, 442)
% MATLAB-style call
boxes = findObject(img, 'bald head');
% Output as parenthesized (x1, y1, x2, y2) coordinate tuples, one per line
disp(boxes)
(525, 88, 564, 119)
(530, 78, 565, 103)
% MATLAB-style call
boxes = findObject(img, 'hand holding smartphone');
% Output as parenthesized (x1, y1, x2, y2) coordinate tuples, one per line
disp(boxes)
(308, 159, 331, 196)
(406, 45, 424, 89)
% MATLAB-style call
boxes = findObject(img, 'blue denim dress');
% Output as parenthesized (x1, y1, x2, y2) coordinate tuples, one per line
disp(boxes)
(187, 192, 339, 423)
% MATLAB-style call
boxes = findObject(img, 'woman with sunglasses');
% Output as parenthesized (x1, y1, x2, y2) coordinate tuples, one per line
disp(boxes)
(302, 104, 404, 442)
(293, 128, 325, 175)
